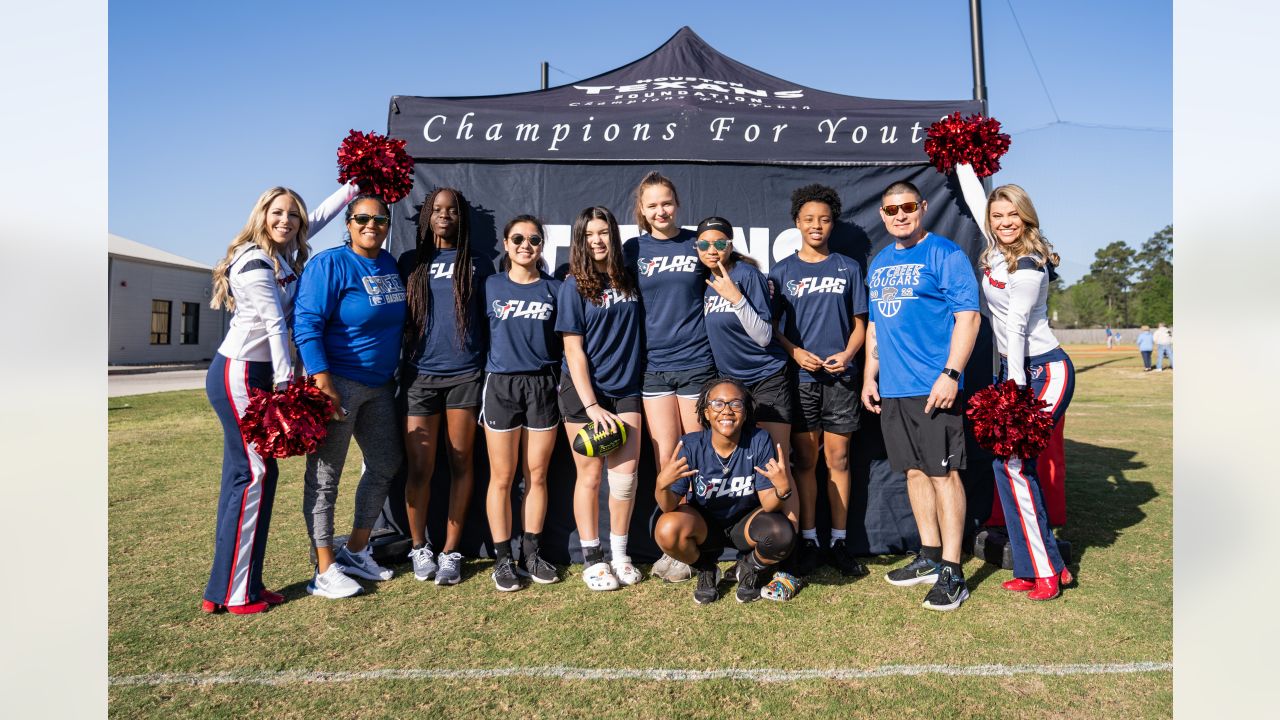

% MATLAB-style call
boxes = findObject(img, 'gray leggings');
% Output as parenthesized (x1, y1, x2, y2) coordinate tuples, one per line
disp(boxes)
(303, 374, 403, 548)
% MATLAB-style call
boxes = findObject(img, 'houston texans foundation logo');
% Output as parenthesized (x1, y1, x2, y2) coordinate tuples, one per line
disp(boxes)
(638, 255, 698, 277)
(492, 299, 553, 321)
(786, 276, 847, 297)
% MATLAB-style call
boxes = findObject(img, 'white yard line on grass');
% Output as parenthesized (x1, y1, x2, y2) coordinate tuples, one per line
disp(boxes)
(111, 662, 1173, 687)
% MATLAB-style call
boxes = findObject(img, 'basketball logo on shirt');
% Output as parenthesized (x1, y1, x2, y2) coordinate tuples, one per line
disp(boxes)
(362, 274, 407, 306)
(492, 299, 553, 321)
(867, 263, 923, 318)
(637, 256, 698, 277)
(785, 276, 847, 297)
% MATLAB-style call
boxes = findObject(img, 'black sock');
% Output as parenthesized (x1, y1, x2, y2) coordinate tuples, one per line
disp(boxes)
(940, 559, 963, 576)
(522, 532, 540, 557)
(494, 540, 512, 562)
(920, 545, 943, 563)
(412, 542, 427, 551)
(583, 544, 604, 566)
(694, 549, 720, 571)
(746, 551, 768, 571)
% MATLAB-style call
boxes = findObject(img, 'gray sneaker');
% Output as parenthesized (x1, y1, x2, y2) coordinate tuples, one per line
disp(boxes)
(520, 551, 560, 584)
(335, 544, 393, 581)
(408, 545, 437, 581)
(306, 565, 363, 599)
(491, 556, 522, 592)
(435, 551, 463, 586)
(652, 553, 693, 583)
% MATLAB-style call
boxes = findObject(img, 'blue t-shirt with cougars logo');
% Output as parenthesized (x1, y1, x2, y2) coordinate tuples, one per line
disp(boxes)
(622, 228, 715, 372)
(555, 275, 643, 398)
(397, 247, 491, 376)
(668, 426, 776, 524)
(484, 272, 562, 374)
(768, 251, 868, 384)
(866, 233, 979, 398)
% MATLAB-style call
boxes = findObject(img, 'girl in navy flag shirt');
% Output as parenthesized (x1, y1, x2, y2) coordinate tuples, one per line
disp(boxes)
(481, 215, 564, 592)
(556, 206, 645, 591)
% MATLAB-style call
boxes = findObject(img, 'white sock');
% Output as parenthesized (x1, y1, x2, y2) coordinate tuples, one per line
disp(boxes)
(801, 528, 818, 541)
(580, 537, 600, 549)
(830, 528, 847, 547)
(610, 533, 630, 564)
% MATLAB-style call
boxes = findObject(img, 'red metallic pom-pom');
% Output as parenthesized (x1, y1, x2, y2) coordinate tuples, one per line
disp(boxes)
(336, 130, 415, 204)
(240, 377, 335, 459)
(923, 112, 1012, 178)
(965, 380, 1055, 459)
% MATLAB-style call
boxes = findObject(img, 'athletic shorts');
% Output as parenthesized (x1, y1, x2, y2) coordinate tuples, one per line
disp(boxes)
(794, 375, 862, 434)
(880, 395, 967, 475)
(642, 364, 718, 400)
(693, 506, 757, 554)
(480, 370, 560, 432)
(748, 368, 794, 425)
(557, 374, 643, 424)
(403, 370, 483, 417)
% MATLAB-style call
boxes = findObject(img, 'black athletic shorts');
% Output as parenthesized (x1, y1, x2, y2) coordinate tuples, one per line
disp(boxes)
(642, 364, 718, 400)
(694, 506, 758, 554)
(880, 395, 967, 475)
(794, 375, 862, 434)
(557, 374, 643, 424)
(403, 369, 483, 416)
(480, 370, 561, 432)
(748, 368, 794, 425)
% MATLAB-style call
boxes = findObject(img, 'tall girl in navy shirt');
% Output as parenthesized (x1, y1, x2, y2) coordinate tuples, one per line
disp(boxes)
(556, 206, 645, 591)
(399, 187, 490, 587)
(481, 215, 563, 592)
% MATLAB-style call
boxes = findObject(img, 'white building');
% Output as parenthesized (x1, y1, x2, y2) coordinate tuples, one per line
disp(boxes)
(108, 234, 227, 365)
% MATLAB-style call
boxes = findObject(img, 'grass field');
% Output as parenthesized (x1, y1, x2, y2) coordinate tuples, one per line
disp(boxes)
(108, 345, 1172, 718)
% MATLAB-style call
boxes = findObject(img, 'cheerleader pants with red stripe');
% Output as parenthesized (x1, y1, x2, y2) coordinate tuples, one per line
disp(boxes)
(993, 348, 1075, 579)
(203, 354, 278, 606)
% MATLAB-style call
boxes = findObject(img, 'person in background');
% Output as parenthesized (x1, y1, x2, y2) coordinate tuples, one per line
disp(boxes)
(1105, 324, 1115, 350)
(1153, 322, 1173, 372)
(1136, 325, 1154, 372)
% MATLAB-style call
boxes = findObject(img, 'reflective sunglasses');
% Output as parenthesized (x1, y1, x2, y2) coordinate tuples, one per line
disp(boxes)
(350, 214, 390, 227)
(508, 233, 543, 247)
(696, 239, 730, 251)
(881, 202, 920, 216)
(708, 398, 745, 412)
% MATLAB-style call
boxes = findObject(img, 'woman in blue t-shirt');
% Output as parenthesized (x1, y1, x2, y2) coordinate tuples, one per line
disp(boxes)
(555, 206, 645, 591)
(481, 215, 564, 592)
(653, 378, 796, 604)
(398, 187, 490, 587)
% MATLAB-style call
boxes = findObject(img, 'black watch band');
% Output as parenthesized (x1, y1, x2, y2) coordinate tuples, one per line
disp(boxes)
(941, 367, 961, 380)
(774, 487, 793, 501)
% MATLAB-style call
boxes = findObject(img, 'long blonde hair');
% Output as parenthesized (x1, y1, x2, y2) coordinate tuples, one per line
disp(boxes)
(210, 187, 311, 310)
(981, 184, 1059, 272)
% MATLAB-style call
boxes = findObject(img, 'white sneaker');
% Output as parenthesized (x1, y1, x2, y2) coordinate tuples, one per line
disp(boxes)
(611, 559, 643, 586)
(306, 564, 363, 599)
(583, 561, 620, 591)
(435, 551, 463, 586)
(335, 544, 394, 581)
(408, 545, 437, 581)
(652, 553, 693, 583)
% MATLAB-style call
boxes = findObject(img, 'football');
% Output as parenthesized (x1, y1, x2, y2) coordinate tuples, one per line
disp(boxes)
(572, 420, 627, 457)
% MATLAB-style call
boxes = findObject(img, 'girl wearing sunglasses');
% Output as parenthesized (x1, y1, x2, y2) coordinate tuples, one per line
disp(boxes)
(202, 181, 358, 614)
(653, 378, 795, 604)
(958, 169, 1076, 601)
(293, 193, 408, 600)
(398, 187, 491, 587)
(556, 206, 645, 591)
(481, 215, 564, 591)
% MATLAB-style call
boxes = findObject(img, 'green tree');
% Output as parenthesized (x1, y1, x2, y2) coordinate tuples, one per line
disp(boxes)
(1088, 241, 1137, 324)
(1132, 225, 1173, 324)
(1135, 224, 1173, 284)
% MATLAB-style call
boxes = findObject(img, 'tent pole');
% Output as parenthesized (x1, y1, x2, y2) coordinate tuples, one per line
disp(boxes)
(969, 0, 993, 194)
(541, 61, 549, 90)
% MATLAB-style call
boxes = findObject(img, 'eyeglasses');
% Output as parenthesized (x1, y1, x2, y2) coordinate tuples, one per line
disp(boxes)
(708, 399, 745, 412)
(881, 202, 920, 216)
(350, 214, 390, 227)
(508, 233, 543, 247)
(696, 239, 730, 251)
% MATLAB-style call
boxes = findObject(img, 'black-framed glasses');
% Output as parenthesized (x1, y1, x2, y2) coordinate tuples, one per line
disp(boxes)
(508, 233, 543, 247)
(881, 202, 920, 216)
(350, 214, 390, 227)
(696, 239, 729, 251)
(708, 399, 745, 412)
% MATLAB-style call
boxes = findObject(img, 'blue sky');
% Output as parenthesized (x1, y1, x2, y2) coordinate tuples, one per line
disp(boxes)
(109, 0, 1170, 284)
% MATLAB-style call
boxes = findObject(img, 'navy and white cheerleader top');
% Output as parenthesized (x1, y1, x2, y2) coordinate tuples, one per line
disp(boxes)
(981, 248, 1060, 386)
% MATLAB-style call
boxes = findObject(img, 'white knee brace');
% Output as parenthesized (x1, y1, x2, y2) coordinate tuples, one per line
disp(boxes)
(607, 470, 638, 501)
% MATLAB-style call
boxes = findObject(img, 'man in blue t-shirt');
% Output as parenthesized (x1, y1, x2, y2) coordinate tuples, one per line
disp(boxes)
(861, 180, 980, 612)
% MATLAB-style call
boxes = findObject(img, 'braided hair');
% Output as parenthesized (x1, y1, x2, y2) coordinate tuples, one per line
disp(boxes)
(694, 376, 756, 432)
(406, 187, 475, 347)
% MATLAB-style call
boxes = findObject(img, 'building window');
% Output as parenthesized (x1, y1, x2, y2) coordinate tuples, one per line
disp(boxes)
(150, 300, 171, 345)
(181, 302, 200, 345)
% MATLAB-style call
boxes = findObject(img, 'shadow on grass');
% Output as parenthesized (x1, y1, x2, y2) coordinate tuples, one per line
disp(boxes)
(1073, 356, 1132, 374)
(1061, 438, 1156, 568)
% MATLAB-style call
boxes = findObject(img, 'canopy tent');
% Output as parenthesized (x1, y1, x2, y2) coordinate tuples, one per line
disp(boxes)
(378, 27, 998, 563)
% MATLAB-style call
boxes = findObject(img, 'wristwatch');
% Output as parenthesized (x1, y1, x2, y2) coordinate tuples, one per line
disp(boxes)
(940, 367, 961, 381)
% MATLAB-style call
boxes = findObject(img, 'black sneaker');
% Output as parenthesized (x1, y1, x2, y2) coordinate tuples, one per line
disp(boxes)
(792, 538, 822, 577)
(922, 566, 969, 611)
(884, 553, 940, 587)
(734, 557, 764, 603)
(828, 539, 870, 577)
(491, 557, 522, 592)
(693, 565, 722, 605)
(520, 551, 560, 585)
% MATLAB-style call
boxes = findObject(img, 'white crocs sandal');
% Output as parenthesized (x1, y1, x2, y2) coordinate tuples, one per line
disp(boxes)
(582, 561, 620, 591)
(611, 560, 643, 586)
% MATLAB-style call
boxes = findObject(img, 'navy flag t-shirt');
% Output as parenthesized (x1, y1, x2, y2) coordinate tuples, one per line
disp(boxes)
(397, 246, 492, 376)
(554, 274, 643, 398)
(703, 261, 788, 384)
(668, 425, 776, 524)
(622, 229, 715, 372)
(769, 251, 868, 384)
(484, 272, 562, 374)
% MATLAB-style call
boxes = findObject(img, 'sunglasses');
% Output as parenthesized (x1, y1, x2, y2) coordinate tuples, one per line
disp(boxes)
(696, 239, 730, 251)
(708, 398, 745, 412)
(881, 202, 921, 216)
(350, 214, 390, 227)
(508, 233, 543, 247)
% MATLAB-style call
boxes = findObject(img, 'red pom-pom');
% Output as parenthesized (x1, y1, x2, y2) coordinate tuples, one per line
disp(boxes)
(965, 380, 1056, 459)
(923, 112, 1012, 178)
(240, 377, 334, 459)
(336, 130, 415, 204)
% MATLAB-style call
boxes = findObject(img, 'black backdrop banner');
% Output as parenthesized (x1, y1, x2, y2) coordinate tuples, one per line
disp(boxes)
(377, 28, 997, 564)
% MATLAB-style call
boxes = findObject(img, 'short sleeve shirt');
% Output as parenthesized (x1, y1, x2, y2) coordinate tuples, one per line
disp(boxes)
(769, 251, 868, 384)
(668, 426, 776, 524)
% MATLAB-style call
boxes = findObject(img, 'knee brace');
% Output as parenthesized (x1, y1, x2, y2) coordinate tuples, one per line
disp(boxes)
(745, 511, 796, 562)
(607, 470, 638, 501)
